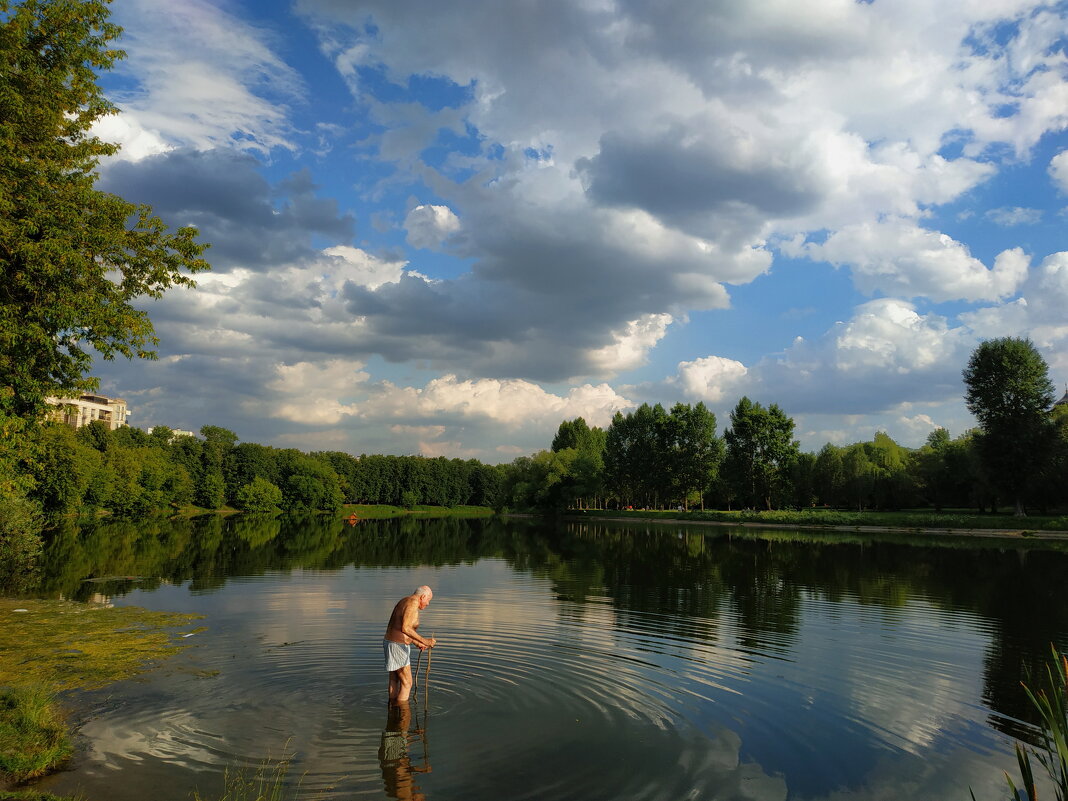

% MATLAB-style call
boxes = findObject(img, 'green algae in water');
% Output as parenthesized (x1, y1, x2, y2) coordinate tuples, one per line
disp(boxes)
(0, 599, 203, 691)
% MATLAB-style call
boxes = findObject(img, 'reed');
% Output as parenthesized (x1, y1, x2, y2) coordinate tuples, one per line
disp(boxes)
(977, 646, 1068, 801)
(193, 748, 297, 801)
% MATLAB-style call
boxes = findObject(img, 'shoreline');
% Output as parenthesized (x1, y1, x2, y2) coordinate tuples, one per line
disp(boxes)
(552, 513, 1068, 541)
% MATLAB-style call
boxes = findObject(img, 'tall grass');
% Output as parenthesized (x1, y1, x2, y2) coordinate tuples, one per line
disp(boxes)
(0, 686, 72, 781)
(193, 748, 299, 801)
(978, 647, 1068, 801)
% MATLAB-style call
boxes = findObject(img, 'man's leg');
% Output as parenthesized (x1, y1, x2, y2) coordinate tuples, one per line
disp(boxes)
(395, 665, 414, 702)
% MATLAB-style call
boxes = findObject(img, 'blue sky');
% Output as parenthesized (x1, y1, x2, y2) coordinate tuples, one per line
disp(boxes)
(89, 0, 1068, 461)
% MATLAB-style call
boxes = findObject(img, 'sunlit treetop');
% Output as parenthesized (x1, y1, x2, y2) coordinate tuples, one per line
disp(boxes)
(0, 0, 210, 420)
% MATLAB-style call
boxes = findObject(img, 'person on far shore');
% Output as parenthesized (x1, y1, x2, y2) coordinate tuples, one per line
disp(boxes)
(384, 585, 437, 703)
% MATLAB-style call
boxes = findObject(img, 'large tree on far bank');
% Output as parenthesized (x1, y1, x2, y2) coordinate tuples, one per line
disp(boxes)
(0, 0, 209, 420)
(962, 337, 1055, 516)
(723, 397, 799, 510)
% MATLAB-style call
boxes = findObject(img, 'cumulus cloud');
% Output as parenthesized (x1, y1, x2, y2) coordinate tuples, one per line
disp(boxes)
(658, 299, 974, 419)
(804, 221, 1029, 302)
(361, 375, 631, 429)
(89, 0, 1068, 458)
(673, 356, 749, 403)
(404, 204, 462, 250)
(587, 314, 674, 375)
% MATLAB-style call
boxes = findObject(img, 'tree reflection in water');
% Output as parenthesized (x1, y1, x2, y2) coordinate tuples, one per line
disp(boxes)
(29, 513, 1068, 740)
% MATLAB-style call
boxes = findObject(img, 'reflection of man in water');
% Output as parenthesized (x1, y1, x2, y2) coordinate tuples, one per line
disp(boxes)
(379, 702, 430, 801)
(384, 585, 437, 703)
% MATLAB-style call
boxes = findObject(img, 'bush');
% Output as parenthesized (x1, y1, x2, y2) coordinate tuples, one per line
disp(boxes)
(0, 490, 42, 593)
(234, 477, 283, 513)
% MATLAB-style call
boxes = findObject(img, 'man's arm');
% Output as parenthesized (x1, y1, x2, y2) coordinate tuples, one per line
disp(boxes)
(400, 601, 436, 649)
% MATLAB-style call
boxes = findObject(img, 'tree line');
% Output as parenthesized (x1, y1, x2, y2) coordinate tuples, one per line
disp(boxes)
(500, 338, 1068, 516)
(24, 421, 507, 520)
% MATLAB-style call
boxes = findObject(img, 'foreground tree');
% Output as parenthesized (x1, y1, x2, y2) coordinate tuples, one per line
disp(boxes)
(0, 0, 209, 419)
(962, 337, 1055, 516)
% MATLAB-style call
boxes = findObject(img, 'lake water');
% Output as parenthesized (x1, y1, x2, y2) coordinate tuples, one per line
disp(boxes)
(28, 514, 1068, 801)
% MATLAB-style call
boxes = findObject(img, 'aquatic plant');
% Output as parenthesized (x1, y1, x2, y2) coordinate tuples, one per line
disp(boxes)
(977, 646, 1068, 801)
(193, 747, 298, 801)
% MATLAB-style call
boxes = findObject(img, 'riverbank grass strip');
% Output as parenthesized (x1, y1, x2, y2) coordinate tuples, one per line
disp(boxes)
(0, 687, 71, 781)
(0, 599, 203, 691)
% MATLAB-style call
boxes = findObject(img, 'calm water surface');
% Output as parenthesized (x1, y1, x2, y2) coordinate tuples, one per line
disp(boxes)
(28, 515, 1068, 800)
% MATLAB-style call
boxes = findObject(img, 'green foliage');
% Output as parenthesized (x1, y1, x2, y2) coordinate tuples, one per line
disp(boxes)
(196, 468, 226, 510)
(234, 477, 282, 513)
(0, 488, 42, 592)
(964, 338, 1057, 516)
(282, 456, 343, 512)
(0, 0, 210, 420)
(723, 397, 799, 510)
(0, 686, 71, 781)
(400, 489, 419, 510)
(27, 423, 98, 517)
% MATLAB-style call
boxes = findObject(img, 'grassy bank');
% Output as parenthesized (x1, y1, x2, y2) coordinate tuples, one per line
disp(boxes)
(341, 503, 495, 520)
(571, 508, 1068, 534)
(0, 598, 201, 790)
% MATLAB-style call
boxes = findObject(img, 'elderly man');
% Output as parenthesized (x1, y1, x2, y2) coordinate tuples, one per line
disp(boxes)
(384, 585, 437, 702)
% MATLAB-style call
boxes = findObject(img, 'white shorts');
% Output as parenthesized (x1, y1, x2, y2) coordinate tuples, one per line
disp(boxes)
(383, 639, 411, 672)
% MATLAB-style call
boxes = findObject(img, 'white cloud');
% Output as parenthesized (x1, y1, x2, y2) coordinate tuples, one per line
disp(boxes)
(673, 356, 749, 403)
(833, 299, 966, 373)
(362, 375, 632, 429)
(984, 206, 1043, 226)
(586, 314, 674, 375)
(1051, 150, 1068, 193)
(404, 204, 462, 250)
(107, 0, 302, 155)
(805, 221, 1029, 302)
(320, 246, 408, 291)
(90, 114, 172, 162)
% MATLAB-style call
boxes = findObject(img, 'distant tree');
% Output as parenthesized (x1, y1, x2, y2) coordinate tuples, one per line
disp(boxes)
(200, 425, 239, 448)
(195, 469, 226, 510)
(29, 423, 98, 516)
(915, 428, 951, 511)
(841, 444, 874, 511)
(76, 419, 113, 452)
(234, 477, 283, 513)
(663, 402, 722, 510)
(282, 455, 343, 512)
(225, 443, 279, 500)
(813, 443, 845, 507)
(789, 451, 817, 509)
(723, 397, 799, 510)
(963, 338, 1056, 516)
(0, 0, 209, 420)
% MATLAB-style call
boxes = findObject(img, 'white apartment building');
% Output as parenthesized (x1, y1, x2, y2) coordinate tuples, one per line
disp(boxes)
(46, 394, 129, 430)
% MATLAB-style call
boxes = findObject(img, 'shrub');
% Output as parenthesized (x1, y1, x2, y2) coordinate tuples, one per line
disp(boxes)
(234, 477, 283, 513)
(0, 490, 42, 593)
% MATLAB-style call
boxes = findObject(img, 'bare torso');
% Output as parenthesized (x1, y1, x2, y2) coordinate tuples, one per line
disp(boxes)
(384, 596, 420, 644)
